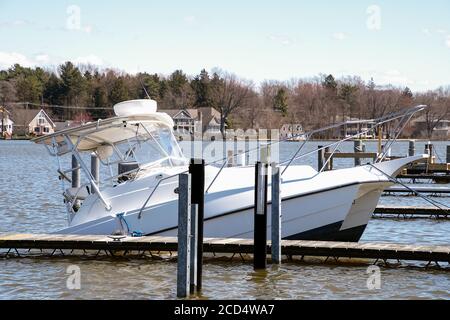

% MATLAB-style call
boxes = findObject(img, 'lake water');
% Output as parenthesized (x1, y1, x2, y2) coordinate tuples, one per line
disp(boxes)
(0, 140, 449, 300)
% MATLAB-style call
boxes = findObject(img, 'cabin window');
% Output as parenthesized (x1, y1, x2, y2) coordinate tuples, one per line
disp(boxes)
(43, 127, 49, 133)
(38, 118, 45, 125)
(34, 127, 40, 133)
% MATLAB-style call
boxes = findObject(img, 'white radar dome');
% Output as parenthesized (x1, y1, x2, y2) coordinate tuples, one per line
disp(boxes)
(113, 99, 158, 117)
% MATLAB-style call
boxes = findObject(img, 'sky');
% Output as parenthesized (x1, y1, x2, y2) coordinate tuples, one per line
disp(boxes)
(0, 0, 449, 92)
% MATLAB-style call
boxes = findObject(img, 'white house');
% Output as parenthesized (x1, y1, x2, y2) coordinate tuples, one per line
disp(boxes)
(280, 123, 304, 140)
(0, 107, 14, 139)
(11, 108, 56, 136)
(333, 116, 377, 139)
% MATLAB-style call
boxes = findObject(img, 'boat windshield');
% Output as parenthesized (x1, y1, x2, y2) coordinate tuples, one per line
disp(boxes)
(117, 125, 187, 168)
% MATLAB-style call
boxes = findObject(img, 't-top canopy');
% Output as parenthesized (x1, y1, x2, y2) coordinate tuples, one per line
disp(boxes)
(33, 113, 174, 152)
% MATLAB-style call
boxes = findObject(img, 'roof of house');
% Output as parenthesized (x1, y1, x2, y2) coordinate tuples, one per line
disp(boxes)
(9, 109, 55, 127)
(2, 118, 14, 125)
(0, 107, 13, 124)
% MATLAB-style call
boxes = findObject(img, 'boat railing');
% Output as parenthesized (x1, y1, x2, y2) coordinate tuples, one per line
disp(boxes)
(205, 105, 427, 191)
(137, 171, 187, 219)
(279, 105, 426, 176)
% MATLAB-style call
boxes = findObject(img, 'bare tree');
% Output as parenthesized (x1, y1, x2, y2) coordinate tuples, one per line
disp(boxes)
(211, 71, 253, 137)
(415, 90, 450, 139)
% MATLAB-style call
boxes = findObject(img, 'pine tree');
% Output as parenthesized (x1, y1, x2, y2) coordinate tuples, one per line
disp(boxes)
(273, 87, 289, 117)
(322, 74, 338, 94)
(402, 86, 413, 98)
(191, 69, 212, 108)
(109, 77, 129, 105)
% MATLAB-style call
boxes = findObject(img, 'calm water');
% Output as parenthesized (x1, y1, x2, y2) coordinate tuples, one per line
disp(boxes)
(0, 140, 449, 300)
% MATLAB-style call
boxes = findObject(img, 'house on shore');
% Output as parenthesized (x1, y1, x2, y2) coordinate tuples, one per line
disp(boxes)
(159, 107, 223, 137)
(11, 108, 56, 136)
(280, 123, 304, 141)
(410, 116, 450, 139)
(0, 106, 14, 139)
(334, 116, 377, 139)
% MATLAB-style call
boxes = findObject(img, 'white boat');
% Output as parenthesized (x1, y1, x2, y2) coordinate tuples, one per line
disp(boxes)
(34, 100, 428, 242)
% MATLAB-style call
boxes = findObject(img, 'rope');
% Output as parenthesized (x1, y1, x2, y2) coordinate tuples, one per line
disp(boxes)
(116, 213, 131, 234)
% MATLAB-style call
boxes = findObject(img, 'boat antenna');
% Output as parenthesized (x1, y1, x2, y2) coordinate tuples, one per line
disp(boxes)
(138, 75, 151, 100)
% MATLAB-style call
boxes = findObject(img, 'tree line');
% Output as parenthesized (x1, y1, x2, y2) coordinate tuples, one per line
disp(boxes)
(0, 62, 449, 138)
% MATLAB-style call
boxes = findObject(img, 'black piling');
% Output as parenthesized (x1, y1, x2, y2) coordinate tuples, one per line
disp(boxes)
(254, 161, 268, 270)
(189, 158, 205, 292)
(72, 155, 80, 189)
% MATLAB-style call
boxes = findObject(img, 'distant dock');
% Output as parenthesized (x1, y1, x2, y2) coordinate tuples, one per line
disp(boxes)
(1, 234, 449, 265)
(374, 206, 450, 219)
(383, 186, 450, 196)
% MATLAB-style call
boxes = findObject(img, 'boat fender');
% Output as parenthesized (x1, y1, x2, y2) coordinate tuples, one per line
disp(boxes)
(132, 231, 144, 237)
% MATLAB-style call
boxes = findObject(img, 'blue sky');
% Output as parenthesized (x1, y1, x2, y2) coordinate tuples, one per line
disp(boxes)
(0, 0, 449, 91)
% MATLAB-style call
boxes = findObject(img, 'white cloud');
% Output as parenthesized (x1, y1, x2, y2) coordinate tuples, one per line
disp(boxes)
(421, 28, 431, 36)
(0, 52, 35, 69)
(446, 36, 450, 48)
(332, 32, 348, 41)
(72, 54, 104, 66)
(436, 29, 447, 35)
(380, 70, 410, 86)
(35, 54, 50, 63)
(83, 25, 93, 34)
(267, 34, 296, 46)
(0, 52, 104, 70)
(12, 20, 26, 26)
(184, 16, 196, 24)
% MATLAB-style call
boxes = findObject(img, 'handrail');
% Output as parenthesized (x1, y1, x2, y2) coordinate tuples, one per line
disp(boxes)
(203, 104, 427, 192)
(137, 170, 189, 219)
(205, 157, 229, 194)
(280, 105, 427, 176)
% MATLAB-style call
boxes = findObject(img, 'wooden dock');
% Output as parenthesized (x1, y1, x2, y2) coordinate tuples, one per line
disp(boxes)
(0, 233, 449, 265)
(397, 174, 450, 184)
(383, 185, 450, 196)
(374, 206, 450, 219)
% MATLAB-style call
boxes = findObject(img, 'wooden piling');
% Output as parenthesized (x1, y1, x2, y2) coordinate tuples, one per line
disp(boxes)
(237, 150, 246, 166)
(271, 163, 281, 264)
(254, 162, 268, 270)
(425, 143, 434, 164)
(408, 140, 416, 157)
(318, 146, 325, 171)
(227, 150, 234, 167)
(177, 173, 191, 298)
(354, 140, 362, 166)
(377, 126, 383, 155)
(325, 147, 333, 171)
(447, 145, 450, 164)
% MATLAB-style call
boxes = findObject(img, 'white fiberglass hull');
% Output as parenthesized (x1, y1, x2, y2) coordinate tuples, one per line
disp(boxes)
(56, 155, 425, 242)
